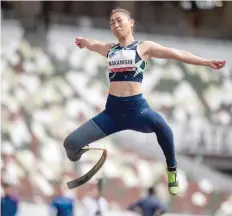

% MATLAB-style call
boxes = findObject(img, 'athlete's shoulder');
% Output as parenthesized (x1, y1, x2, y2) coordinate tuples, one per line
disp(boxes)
(136, 41, 154, 61)
(106, 43, 117, 50)
(138, 41, 158, 53)
(105, 43, 117, 57)
(136, 41, 151, 49)
(139, 40, 153, 47)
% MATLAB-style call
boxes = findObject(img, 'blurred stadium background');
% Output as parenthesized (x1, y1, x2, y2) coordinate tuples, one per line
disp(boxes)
(1, 1, 232, 216)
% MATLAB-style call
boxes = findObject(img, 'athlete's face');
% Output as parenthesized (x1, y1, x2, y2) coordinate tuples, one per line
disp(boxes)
(110, 12, 134, 39)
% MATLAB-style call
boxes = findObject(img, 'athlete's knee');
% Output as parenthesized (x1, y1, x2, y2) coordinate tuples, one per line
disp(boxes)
(63, 132, 84, 162)
(161, 120, 173, 135)
(63, 119, 106, 153)
(63, 135, 70, 149)
(155, 114, 173, 137)
(63, 132, 82, 151)
(161, 119, 172, 131)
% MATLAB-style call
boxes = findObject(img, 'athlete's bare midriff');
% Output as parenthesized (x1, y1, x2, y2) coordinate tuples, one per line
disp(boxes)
(109, 81, 142, 97)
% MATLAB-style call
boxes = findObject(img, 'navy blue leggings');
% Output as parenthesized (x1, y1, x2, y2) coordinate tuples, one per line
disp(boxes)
(64, 94, 176, 167)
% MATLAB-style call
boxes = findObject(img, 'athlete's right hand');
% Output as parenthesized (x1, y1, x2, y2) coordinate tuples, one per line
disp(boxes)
(75, 37, 86, 49)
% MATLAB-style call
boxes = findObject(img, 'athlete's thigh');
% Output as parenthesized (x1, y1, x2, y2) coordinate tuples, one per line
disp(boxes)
(92, 110, 122, 136)
(64, 111, 121, 151)
(63, 118, 105, 151)
(128, 108, 166, 133)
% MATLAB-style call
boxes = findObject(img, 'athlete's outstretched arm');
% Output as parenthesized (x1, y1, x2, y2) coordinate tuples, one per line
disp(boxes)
(75, 37, 114, 57)
(144, 41, 226, 69)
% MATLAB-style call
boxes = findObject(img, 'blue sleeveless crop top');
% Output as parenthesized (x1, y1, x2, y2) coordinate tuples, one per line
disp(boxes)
(107, 41, 147, 83)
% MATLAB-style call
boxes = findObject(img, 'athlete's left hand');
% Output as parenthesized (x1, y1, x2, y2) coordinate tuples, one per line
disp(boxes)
(207, 60, 226, 69)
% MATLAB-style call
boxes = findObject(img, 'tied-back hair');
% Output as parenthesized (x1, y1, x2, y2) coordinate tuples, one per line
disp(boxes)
(110, 7, 132, 19)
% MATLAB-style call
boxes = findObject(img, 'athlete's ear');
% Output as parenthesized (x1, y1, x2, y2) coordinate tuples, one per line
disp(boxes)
(130, 19, 135, 33)
(130, 19, 135, 28)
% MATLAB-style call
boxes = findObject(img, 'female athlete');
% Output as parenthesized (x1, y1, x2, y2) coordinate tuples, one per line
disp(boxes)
(63, 8, 226, 196)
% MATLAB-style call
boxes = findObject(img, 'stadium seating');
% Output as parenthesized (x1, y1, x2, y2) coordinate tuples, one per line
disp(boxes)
(1, 22, 232, 215)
